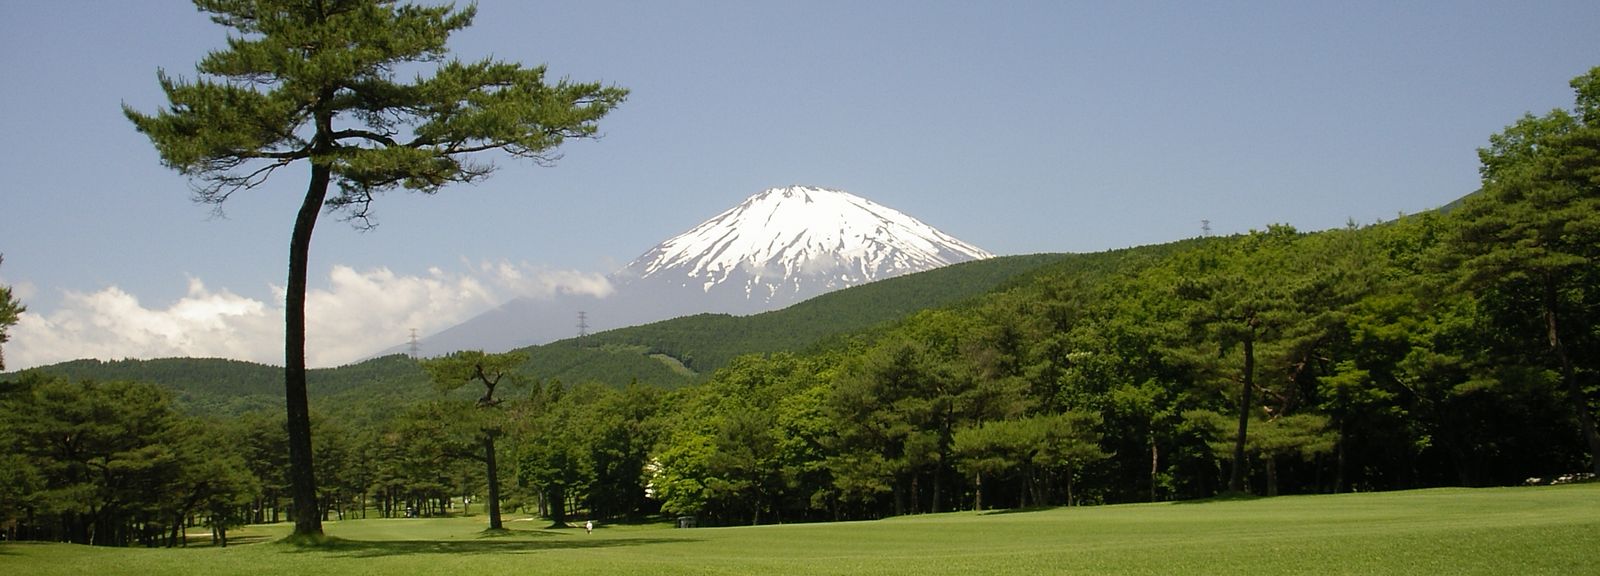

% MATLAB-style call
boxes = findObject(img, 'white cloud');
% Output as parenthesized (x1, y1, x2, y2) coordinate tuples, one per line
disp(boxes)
(6, 262, 613, 370)
(477, 259, 614, 300)
(10, 279, 278, 368)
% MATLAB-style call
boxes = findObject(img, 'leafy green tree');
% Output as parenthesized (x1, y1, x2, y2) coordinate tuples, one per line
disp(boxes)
(232, 411, 290, 523)
(124, 0, 626, 538)
(826, 338, 928, 516)
(513, 383, 591, 527)
(311, 416, 362, 521)
(576, 383, 661, 520)
(655, 354, 816, 524)
(422, 350, 527, 530)
(0, 254, 23, 372)
(773, 381, 839, 519)
(827, 310, 1030, 517)
(1173, 226, 1302, 493)
(0, 375, 192, 545)
(1450, 66, 1600, 475)
(1186, 410, 1335, 496)
(951, 418, 1028, 510)
(166, 419, 261, 547)
(379, 400, 469, 517)
(953, 412, 1106, 509)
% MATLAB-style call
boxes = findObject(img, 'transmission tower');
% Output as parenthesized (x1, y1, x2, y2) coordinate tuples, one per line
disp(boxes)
(407, 328, 421, 358)
(577, 311, 589, 338)
(1201, 219, 1213, 237)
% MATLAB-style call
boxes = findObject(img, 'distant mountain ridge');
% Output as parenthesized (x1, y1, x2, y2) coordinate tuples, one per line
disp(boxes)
(395, 185, 993, 356)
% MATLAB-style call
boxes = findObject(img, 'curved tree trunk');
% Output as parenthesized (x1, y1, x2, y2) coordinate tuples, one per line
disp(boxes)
(285, 157, 331, 539)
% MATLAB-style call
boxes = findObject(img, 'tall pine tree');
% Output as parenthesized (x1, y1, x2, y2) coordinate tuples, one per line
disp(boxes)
(1452, 67, 1600, 475)
(125, 0, 626, 538)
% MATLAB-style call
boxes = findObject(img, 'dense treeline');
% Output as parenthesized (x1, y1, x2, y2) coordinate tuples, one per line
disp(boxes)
(645, 66, 1600, 522)
(2, 67, 1596, 542)
(0, 375, 258, 545)
(0, 369, 664, 544)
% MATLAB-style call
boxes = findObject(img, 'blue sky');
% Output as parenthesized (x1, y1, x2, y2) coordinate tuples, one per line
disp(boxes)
(2, 1, 1597, 369)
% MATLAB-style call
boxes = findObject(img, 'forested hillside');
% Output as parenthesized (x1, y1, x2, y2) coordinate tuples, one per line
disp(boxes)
(8, 252, 1078, 401)
(549, 252, 1076, 381)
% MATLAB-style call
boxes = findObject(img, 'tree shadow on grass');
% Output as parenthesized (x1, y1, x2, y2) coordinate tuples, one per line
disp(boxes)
(979, 505, 1062, 516)
(275, 532, 699, 558)
(1171, 492, 1264, 505)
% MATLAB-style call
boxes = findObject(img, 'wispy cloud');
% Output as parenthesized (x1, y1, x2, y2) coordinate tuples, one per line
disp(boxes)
(7, 262, 612, 370)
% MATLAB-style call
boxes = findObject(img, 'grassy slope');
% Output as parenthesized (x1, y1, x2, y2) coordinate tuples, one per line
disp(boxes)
(5, 485, 1594, 575)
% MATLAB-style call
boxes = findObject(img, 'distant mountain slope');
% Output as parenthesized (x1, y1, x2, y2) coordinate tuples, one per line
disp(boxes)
(12, 252, 1072, 409)
(10, 355, 438, 421)
(524, 241, 1214, 387)
(559, 252, 1073, 381)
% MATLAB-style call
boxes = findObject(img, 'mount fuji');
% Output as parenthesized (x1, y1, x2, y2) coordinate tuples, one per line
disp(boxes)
(392, 186, 993, 357)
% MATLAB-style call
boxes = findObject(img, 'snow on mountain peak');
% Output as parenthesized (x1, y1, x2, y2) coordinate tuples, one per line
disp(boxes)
(620, 186, 993, 303)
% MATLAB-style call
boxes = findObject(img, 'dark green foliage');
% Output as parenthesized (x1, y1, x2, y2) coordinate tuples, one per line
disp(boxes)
(19, 358, 284, 416)
(12, 356, 441, 420)
(0, 255, 23, 372)
(1447, 66, 1600, 474)
(521, 344, 699, 389)
(510, 381, 662, 525)
(0, 373, 257, 546)
(421, 350, 527, 530)
(560, 253, 1076, 378)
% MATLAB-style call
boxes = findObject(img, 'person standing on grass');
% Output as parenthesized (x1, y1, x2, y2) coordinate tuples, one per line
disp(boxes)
(585, 520, 594, 534)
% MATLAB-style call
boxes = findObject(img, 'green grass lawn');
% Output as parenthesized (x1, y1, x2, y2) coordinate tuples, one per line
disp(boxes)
(3, 485, 1596, 575)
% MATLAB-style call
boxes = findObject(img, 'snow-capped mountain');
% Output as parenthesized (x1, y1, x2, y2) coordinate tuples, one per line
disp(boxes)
(381, 186, 992, 357)
(619, 185, 993, 307)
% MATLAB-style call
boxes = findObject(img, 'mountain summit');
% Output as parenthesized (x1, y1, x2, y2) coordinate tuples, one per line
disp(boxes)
(385, 186, 992, 356)
(619, 185, 994, 309)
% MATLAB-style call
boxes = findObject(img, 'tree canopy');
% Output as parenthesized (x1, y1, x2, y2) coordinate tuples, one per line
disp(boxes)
(0, 255, 23, 372)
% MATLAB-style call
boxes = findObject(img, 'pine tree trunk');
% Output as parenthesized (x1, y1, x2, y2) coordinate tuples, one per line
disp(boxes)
(1149, 439, 1159, 502)
(1265, 456, 1278, 497)
(484, 433, 503, 530)
(548, 485, 567, 526)
(1229, 332, 1256, 493)
(974, 472, 984, 512)
(1066, 467, 1075, 507)
(1335, 420, 1347, 493)
(893, 483, 905, 517)
(284, 150, 332, 539)
(1544, 277, 1600, 475)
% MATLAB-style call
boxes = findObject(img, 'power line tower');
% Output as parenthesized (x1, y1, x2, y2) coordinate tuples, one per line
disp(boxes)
(1201, 219, 1213, 237)
(407, 328, 421, 358)
(577, 311, 589, 339)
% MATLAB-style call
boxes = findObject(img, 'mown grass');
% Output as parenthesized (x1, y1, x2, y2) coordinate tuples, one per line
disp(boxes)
(3, 485, 1595, 575)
